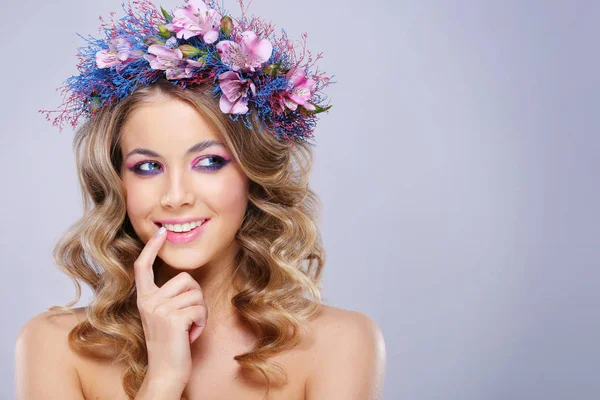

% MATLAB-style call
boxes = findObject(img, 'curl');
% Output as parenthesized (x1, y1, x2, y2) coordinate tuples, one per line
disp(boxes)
(48, 78, 325, 399)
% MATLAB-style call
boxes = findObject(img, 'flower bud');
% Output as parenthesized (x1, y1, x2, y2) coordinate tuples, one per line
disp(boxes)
(143, 36, 165, 46)
(220, 16, 233, 37)
(178, 44, 206, 58)
(158, 24, 172, 39)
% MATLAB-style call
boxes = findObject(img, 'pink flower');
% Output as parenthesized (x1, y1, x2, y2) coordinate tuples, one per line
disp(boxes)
(165, 0, 221, 44)
(218, 71, 257, 114)
(96, 37, 143, 72)
(144, 44, 204, 80)
(282, 68, 317, 111)
(216, 31, 272, 72)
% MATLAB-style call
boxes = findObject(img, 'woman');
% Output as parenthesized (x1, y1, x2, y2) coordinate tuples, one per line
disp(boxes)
(15, 1, 386, 399)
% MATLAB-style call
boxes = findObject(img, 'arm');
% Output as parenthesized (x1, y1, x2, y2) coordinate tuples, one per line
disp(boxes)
(15, 311, 86, 400)
(306, 311, 387, 400)
(136, 378, 185, 400)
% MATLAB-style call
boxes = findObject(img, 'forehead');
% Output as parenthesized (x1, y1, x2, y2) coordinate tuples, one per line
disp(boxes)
(120, 96, 221, 154)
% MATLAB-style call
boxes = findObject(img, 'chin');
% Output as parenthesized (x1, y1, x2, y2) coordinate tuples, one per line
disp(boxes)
(158, 249, 211, 270)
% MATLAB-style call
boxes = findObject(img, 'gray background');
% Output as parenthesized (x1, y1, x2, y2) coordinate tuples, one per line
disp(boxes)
(3, 0, 599, 399)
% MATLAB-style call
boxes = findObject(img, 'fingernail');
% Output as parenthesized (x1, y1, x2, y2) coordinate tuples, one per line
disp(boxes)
(154, 226, 166, 237)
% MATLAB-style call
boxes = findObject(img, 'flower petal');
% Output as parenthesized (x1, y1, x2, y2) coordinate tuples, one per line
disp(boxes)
(166, 66, 194, 80)
(219, 94, 249, 114)
(203, 30, 219, 44)
(219, 94, 234, 113)
(216, 40, 236, 64)
(220, 80, 243, 102)
(230, 97, 250, 114)
(253, 38, 273, 63)
(177, 28, 200, 40)
(218, 70, 240, 82)
(287, 67, 307, 87)
(186, 59, 205, 68)
(189, 0, 208, 14)
(241, 31, 272, 64)
(288, 87, 312, 105)
(284, 98, 298, 111)
(303, 102, 316, 111)
(148, 44, 178, 59)
(173, 7, 196, 21)
(144, 54, 163, 70)
(96, 50, 119, 68)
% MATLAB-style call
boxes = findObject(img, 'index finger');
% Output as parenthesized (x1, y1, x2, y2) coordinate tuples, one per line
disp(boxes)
(134, 226, 167, 296)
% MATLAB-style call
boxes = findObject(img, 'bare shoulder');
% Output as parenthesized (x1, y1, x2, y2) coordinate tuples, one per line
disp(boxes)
(16, 306, 87, 365)
(305, 304, 387, 400)
(309, 304, 383, 334)
(15, 307, 88, 399)
(19, 306, 85, 335)
(17, 307, 87, 352)
(307, 304, 386, 352)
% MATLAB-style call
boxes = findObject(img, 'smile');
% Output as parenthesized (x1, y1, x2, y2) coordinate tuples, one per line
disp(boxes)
(154, 219, 210, 244)
(161, 219, 207, 233)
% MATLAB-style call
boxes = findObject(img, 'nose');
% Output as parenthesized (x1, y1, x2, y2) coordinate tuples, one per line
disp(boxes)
(160, 169, 196, 209)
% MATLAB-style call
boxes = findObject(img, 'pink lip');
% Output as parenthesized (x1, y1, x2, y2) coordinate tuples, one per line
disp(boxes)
(162, 219, 210, 244)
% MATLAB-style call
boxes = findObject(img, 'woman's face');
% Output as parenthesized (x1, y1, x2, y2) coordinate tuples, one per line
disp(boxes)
(119, 94, 249, 271)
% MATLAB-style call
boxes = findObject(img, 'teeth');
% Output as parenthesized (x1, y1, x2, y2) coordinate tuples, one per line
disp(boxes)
(163, 220, 205, 233)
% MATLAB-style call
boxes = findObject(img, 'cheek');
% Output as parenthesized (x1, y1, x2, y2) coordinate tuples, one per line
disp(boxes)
(124, 181, 155, 219)
(208, 174, 249, 218)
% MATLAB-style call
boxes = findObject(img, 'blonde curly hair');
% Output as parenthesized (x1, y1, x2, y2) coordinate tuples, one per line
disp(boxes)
(48, 78, 326, 399)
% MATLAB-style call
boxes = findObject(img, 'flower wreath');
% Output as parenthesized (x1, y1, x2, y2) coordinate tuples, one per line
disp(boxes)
(39, 0, 334, 143)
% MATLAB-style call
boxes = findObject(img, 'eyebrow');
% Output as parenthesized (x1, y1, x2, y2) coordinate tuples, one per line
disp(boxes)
(125, 140, 225, 159)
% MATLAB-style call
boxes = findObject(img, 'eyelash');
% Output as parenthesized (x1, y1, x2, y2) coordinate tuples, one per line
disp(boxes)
(130, 156, 229, 176)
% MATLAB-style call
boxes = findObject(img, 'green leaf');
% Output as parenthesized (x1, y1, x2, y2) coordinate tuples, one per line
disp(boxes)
(161, 6, 173, 23)
(303, 104, 333, 115)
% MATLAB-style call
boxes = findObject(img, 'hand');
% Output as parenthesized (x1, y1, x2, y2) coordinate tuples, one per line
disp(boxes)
(133, 226, 208, 388)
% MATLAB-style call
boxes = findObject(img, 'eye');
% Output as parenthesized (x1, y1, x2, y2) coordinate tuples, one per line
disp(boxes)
(131, 161, 162, 176)
(194, 156, 229, 171)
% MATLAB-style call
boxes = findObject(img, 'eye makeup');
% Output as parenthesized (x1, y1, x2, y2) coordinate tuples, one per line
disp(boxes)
(126, 155, 232, 176)
(192, 155, 231, 171)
